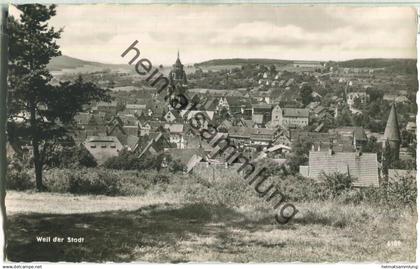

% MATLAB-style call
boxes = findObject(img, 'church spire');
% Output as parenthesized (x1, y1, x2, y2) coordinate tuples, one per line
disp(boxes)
(384, 103, 401, 142)
(175, 50, 182, 66)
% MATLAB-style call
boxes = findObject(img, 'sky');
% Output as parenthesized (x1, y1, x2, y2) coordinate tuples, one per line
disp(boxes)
(9, 4, 418, 65)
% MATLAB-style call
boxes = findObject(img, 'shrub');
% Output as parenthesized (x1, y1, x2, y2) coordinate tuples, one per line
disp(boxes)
(319, 172, 356, 198)
(45, 146, 97, 169)
(6, 169, 34, 190)
(184, 174, 265, 208)
(168, 159, 185, 173)
(103, 150, 164, 171)
(102, 150, 141, 170)
(386, 174, 417, 209)
(43, 169, 73, 192)
(68, 169, 121, 196)
(40, 168, 177, 196)
(274, 175, 327, 202)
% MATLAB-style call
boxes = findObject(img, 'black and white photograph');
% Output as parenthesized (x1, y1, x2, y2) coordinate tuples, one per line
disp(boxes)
(1, 3, 418, 264)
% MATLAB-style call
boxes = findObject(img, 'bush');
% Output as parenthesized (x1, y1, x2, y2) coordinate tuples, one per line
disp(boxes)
(274, 175, 326, 202)
(45, 146, 97, 169)
(184, 174, 266, 208)
(168, 159, 185, 173)
(319, 172, 356, 198)
(68, 169, 121, 196)
(6, 169, 34, 190)
(40, 168, 178, 196)
(386, 174, 417, 209)
(103, 150, 164, 171)
(43, 169, 73, 192)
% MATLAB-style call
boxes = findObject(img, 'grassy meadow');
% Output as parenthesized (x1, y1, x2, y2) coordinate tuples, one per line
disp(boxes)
(4, 168, 417, 262)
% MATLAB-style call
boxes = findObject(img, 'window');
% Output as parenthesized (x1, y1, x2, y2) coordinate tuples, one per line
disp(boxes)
(110, 145, 116, 149)
(101, 145, 106, 148)
(90, 145, 96, 149)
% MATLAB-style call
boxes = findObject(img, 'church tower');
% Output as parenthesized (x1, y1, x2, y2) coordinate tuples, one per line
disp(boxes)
(383, 103, 401, 160)
(169, 51, 188, 88)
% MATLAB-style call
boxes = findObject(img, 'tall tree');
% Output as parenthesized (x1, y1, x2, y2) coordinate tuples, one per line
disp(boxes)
(299, 85, 313, 106)
(7, 4, 111, 191)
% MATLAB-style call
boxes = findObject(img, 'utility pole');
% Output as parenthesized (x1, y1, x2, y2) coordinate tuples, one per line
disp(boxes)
(0, 4, 8, 261)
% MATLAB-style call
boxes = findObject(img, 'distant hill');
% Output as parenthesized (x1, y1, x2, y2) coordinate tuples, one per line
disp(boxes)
(48, 55, 130, 72)
(337, 58, 417, 73)
(195, 58, 293, 67)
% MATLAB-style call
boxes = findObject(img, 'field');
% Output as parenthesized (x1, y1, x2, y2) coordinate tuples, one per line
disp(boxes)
(5, 189, 416, 263)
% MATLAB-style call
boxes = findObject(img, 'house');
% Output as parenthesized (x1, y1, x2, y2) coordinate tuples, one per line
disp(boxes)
(252, 103, 272, 124)
(271, 105, 309, 128)
(83, 136, 123, 164)
(146, 100, 167, 119)
(383, 94, 399, 102)
(139, 122, 152, 136)
(118, 114, 138, 126)
(313, 105, 326, 118)
(406, 122, 416, 133)
(394, 96, 410, 104)
(164, 148, 206, 167)
(217, 97, 230, 111)
(226, 97, 252, 117)
(201, 97, 219, 111)
(138, 132, 171, 159)
(329, 127, 368, 151)
(93, 101, 118, 115)
(122, 104, 146, 116)
(73, 113, 108, 141)
(164, 123, 185, 149)
(299, 150, 379, 187)
(347, 92, 368, 107)
(164, 110, 181, 123)
(227, 126, 278, 148)
(217, 119, 233, 132)
(74, 112, 92, 126)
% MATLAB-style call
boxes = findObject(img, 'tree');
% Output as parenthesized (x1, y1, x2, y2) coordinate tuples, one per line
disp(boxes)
(299, 85, 313, 106)
(7, 5, 111, 191)
(366, 88, 384, 102)
(364, 136, 380, 154)
(336, 108, 353, 126)
(288, 136, 313, 174)
(218, 107, 230, 122)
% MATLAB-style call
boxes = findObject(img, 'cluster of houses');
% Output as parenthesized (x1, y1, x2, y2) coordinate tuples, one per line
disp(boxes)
(9, 54, 412, 190)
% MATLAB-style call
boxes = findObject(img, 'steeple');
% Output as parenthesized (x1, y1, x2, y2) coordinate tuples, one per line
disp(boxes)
(175, 50, 182, 66)
(383, 103, 401, 161)
(169, 50, 188, 91)
(384, 103, 401, 142)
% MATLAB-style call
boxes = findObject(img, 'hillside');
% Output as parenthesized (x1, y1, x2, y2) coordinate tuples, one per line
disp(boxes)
(195, 58, 293, 67)
(337, 58, 417, 74)
(47, 55, 130, 72)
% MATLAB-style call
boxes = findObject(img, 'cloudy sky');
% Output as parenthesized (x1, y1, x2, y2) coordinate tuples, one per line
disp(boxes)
(10, 5, 418, 65)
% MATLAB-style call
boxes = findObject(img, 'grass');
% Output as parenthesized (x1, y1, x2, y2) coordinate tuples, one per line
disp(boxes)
(5, 191, 417, 263)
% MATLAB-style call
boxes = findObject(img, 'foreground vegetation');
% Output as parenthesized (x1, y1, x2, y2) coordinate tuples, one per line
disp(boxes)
(5, 167, 417, 262)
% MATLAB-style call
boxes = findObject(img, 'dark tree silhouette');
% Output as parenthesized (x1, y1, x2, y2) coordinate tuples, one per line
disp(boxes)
(7, 5, 111, 191)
